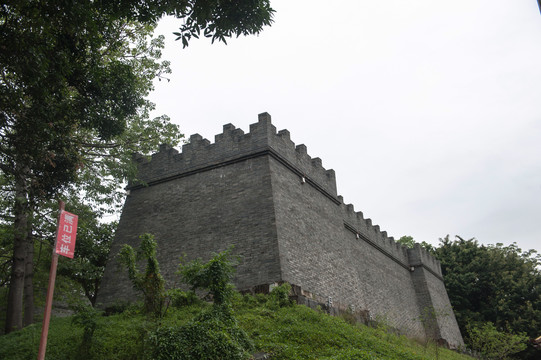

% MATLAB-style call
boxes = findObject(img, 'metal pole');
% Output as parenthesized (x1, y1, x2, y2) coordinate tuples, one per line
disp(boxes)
(37, 200, 64, 360)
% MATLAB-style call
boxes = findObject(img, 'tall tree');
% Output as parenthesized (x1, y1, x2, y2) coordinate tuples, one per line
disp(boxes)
(397, 235, 434, 251)
(0, 0, 275, 333)
(433, 236, 541, 359)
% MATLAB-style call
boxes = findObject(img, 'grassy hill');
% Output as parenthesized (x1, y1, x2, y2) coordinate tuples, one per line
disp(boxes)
(0, 292, 473, 360)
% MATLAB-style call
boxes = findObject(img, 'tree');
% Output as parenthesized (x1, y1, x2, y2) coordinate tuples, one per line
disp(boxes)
(467, 322, 528, 360)
(56, 202, 116, 307)
(0, 5, 164, 333)
(1, 0, 275, 333)
(0, 14, 175, 332)
(397, 235, 416, 248)
(397, 235, 434, 251)
(433, 236, 541, 359)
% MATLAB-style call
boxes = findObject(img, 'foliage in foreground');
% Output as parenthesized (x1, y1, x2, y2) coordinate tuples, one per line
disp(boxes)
(467, 322, 528, 360)
(119, 243, 254, 359)
(0, 294, 476, 360)
(0, 248, 474, 359)
(178, 247, 240, 305)
(150, 304, 253, 360)
(1, 0, 275, 334)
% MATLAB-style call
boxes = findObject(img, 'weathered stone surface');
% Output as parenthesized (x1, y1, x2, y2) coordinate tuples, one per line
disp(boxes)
(98, 112, 464, 347)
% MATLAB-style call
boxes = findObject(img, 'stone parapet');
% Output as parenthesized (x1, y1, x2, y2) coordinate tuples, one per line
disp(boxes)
(129, 113, 337, 199)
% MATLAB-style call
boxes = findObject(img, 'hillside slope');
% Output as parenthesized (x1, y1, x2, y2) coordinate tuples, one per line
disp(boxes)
(0, 294, 473, 360)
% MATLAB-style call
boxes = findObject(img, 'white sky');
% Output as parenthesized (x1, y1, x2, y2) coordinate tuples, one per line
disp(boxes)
(148, 1, 541, 253)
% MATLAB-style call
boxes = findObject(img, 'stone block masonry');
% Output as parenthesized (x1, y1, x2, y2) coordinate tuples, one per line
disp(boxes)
(98, 112, 464, 348)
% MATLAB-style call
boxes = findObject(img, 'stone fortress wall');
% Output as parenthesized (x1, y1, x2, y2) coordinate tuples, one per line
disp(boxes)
(98, 113, 464, 347)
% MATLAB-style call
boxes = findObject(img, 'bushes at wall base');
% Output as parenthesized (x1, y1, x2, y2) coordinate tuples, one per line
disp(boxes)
(149, 304, 254, 360)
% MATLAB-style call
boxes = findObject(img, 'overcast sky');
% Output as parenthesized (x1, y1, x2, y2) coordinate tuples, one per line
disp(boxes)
(148, 1, 541, 253)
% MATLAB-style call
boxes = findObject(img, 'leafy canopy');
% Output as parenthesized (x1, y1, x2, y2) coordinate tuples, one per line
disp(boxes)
(1, 0, 274, 333)
(434, 236, 541, 338)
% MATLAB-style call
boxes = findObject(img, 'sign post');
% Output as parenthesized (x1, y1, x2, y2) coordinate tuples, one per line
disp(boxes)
(37, 201, 78, 360)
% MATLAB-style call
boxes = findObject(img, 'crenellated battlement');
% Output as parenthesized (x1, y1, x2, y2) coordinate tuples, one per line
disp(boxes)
(338, 186, 442, 276)
(341, 198, 410, 265)
(130, 113, 337, 198)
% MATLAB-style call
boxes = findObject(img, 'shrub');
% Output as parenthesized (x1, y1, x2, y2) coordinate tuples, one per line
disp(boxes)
(167, 289, 201, 308)
(149, 304, 253, 360)
(103, 300, 132, 316)
(266, 283, 293, 309)
(118, 233, 166, 318)
(149, 249, 253, 359)
(71, 303, 102, 357)
(467, 322, 528, 360)
(178, 247, 239, 305)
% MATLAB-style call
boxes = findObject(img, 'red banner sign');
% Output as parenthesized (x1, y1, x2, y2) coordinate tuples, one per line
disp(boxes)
(55, 210, 78, 258)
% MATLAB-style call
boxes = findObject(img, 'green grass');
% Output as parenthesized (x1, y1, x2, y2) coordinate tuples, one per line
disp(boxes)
(234, 295, 469, 360)
(0, 294, 473, 360)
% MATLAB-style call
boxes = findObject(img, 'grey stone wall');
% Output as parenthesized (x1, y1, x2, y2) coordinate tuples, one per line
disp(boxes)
(98, 155, 282, 303)
(269, 156, 426, 340)
(408, 245, 464, 346)
(98, 113, 463, 347)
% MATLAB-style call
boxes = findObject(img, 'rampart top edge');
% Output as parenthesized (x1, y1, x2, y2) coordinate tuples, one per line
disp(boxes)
(130, 112, 337, 196)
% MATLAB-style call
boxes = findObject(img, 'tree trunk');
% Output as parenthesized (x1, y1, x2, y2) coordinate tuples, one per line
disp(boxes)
(5, 174, 29, 333)
(23, 228, 34, 326)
